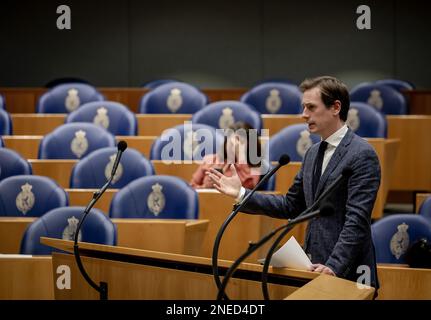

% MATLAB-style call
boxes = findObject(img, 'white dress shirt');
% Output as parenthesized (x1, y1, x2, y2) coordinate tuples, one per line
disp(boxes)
(235, 124, 348, 202)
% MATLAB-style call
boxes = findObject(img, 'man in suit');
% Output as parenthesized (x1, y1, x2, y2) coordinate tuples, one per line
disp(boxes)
(208, 76, 381, 289)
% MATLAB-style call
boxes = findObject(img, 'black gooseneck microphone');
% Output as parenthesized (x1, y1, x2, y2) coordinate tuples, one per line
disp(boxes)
(260, 167, 353, 300)
(216, 204, 335, 300)
(73, 140, 127, 300)
(212, 154, 290, 300)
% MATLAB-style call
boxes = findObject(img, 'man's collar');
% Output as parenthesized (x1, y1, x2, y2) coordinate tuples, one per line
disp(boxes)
(323, 124, 348, 148)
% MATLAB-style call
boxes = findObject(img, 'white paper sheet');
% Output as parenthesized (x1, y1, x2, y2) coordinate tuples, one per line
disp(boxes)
(259, 236, 312, 270)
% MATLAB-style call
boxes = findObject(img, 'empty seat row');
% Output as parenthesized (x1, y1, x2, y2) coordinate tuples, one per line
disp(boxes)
(0, 174, 199, 219)
(1, 78, 411, 116)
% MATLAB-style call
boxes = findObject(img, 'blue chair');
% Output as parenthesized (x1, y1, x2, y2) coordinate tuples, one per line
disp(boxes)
(0, 94, 5, 109)
(372, 214, 431, 264)
(0, 175, 68, 217)
(66, 101, 137, 136)
(20, 206, 116, 255)
(241, 83, 302, 114)
(37, 83, 104, 113)
(39, 123, 116, 159)
(418, 197, 431, 222)
(70, 147, 154, 188)
(375, 79, 414, 92)
(192, 101, 262, 132)
(268, 124, 320, 162)
(347, 102, 387, 138)
(350, 83, 407, 115)
(0, 148, 32, 181)
(139, 82, 207, 114)
(0, 109, 12, 135)
(109, 175, 199, 219)
(142, 79, 181, 89)
(150, 123, 224, 161)
(0, 136, 3, 147)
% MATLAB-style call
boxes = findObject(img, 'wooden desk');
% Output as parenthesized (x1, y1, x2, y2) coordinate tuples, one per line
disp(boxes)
(42, 237, 373, 300)
(377, 265, 431, 299)
(387, 115, 431, 191)
(416, 193, 430, 213)
(403, 89, 431, 115)
(0, 216, 208, 257)
(0, 255, 53, 300)
(10, 113, 191, 137)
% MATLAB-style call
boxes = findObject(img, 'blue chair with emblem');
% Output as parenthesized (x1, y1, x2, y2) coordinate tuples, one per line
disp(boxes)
(0, 148, 32, 181)
(38, 122, 116, 159)
(346, 102, 387, 138)
(375, 79, 415, 92)
(371, 214, 431, 264)
(20, 206, 116, 255)
(191, 101, 262, 133)
(350, 83, 407, 115)
(0, 175, 68, 217)
(0, 108, 12, 135)
(240, 83, 302, 114)
(268, 124, 320, 162)
(109, 175, 199, 219)
(418, 196, 431, 223)
(66, 101, 137, 136)
(139, 81, 207, 114)
(150, 123, 224, 161)
(70, 147, 154, 188)
(37, 83, 104, 113)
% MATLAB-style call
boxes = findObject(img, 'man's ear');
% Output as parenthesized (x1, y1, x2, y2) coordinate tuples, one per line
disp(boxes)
(332, 100, 342, 116)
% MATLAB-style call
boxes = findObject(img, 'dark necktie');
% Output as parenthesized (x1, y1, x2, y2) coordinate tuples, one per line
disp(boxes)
(312, 141, 328, 196)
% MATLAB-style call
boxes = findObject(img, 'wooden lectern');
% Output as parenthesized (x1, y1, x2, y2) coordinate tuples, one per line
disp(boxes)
(41, 237, 374, 300)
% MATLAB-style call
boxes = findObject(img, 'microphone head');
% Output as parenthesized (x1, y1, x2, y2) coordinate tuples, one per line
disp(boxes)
(278, 154, 291, 166)
(319, 203, 335, 217)
(342, 167, 353, 178)
(117, 140, 128, 152)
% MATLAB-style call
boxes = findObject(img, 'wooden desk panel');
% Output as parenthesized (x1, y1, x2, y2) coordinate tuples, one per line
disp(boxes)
(403, 90, 431, 115)
(0, 256, 53, 300)
(10, 113, 191, 137)
(136, 114, 191, 136)
(377, 265, 431, 299)
(416, 193, 431, 213)
(0, 215, 207, 257)
(387, 116, 431, 191)
(30, 159, 77, 188)
(3, 135, 42, 159)
(11, 114, 65, 135)
(112, 219, 208, 256)
(0, 88, 46, 113)
(0, 217, 36, 253)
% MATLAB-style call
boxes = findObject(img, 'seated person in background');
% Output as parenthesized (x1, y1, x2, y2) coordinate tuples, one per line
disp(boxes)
(190, 122, 262, 189)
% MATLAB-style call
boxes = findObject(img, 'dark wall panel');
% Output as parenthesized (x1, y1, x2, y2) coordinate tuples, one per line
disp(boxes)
(129, 0, 262, 87)
(0, 0, 129, 86)
(0, 0, 429, 88)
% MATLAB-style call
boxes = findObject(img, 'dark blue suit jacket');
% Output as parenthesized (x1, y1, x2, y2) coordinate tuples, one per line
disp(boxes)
(242, 128, 381, 288)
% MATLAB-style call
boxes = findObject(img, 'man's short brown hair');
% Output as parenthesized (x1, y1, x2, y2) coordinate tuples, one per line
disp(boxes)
(299, 76, 350, 121)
